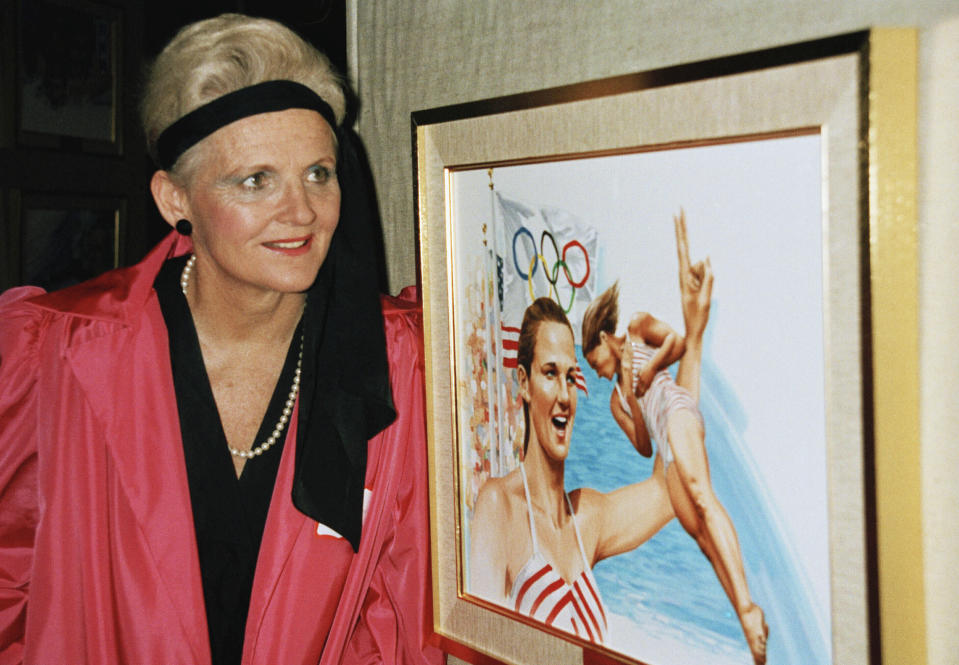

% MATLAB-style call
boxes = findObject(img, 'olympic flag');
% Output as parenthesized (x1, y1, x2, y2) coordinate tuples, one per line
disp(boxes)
(491, 191, 598, 333)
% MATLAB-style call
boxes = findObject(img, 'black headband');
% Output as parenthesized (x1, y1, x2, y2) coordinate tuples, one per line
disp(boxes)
(155, 80, 338, 170)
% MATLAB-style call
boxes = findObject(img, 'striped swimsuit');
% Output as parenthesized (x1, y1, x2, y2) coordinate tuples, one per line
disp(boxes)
(508, 464, 608, 644)
(614, 339, 703, 466)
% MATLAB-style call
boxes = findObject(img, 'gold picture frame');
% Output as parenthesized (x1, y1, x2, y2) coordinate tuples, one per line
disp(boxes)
(415, 29, 920, 665)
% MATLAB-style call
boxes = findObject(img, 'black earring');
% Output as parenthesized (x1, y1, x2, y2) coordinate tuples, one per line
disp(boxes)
(175, 219, 193, 236)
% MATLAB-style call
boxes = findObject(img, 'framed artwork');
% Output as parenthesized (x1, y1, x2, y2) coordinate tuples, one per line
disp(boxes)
(415, 30, 920, 665)
(11, 192, 125, 291)
(15, 0, 122, 153)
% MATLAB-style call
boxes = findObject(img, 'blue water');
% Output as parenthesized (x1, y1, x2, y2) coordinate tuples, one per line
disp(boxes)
(565, 346, 831, 664)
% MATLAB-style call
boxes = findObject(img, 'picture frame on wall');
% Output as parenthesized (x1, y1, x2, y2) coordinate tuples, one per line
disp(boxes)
(10, 192, 125, 292)
(15, 0, 122, 154)
(414, 30, 919, 665)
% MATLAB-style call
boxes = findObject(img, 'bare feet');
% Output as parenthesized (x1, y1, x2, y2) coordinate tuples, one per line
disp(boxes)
(740, 603, 769, 665)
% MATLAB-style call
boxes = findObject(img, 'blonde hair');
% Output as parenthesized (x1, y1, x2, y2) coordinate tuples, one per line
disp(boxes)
(141, 14, 345, 174)
(581, 281, 620, 355)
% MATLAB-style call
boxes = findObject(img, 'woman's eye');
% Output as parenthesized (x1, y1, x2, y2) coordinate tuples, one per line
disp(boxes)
(241, 172, 266, 190)
(307, 165, 334, 183)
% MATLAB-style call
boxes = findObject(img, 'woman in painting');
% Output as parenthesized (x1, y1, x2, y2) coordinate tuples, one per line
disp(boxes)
(468, 215, 715, 649)
(580, 212, 767, 664)
(0, 14, 440, 665)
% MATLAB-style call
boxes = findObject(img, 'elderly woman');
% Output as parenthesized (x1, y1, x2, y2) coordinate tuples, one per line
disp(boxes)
(0, 14, 439, 665)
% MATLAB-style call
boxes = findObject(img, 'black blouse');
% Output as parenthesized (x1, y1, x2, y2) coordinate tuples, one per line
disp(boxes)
(155, 255, 303, 665)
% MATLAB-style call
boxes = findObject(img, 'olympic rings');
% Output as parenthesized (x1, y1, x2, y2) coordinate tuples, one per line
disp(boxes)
(512, 226, 592, 313)
(561, 240, 590, 288)
(539, 231, 561, 289)
(549, 259, 577, 313)
(526, 254, 538, 303)
(512, 228, 537, 280)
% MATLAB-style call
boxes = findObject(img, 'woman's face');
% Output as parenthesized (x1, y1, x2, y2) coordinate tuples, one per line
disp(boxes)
(181, 108, 340, 296)
(585, 333, 618, 380)
(520, 320, 578, 462)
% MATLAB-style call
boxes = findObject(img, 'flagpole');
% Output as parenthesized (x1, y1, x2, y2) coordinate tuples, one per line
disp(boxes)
(484, 168, 503, 478)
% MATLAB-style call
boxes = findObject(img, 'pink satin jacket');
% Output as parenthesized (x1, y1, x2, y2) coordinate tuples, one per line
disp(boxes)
(0, 234, 442, 665)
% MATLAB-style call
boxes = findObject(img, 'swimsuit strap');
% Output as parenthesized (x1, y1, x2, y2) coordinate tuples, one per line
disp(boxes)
(614, 336, 642, 412)
(522, 463, 591, 573)
(519, 463, 541, 555)
(564, 492, 592, 572)
(613, 381, 630, 413)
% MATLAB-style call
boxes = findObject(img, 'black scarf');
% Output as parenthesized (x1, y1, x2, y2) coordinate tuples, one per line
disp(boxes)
(293, 127, 395, 551)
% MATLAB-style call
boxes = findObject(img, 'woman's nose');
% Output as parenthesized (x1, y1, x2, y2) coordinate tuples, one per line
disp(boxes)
(280, 180, 317, 226)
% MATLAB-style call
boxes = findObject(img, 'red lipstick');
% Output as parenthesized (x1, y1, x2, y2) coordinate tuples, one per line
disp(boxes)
(263, 236, 312, 255)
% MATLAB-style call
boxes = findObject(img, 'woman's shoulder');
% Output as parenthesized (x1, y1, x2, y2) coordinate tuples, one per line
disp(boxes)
(379, 286, 423, 347)
(0, 258, 166, 367)
(4, 258, 159, 321)
(474, 468, 524, 517)
(0, 285, 47, 311)
(380, 286, 421, 325)
(2, 234, 179, 325)
(0, 286, 48, 345)
(380, 285, 420, 317)
(626, 311, 654, 335)
(567, 485, 608, 519)
(0, 287, 50, 393)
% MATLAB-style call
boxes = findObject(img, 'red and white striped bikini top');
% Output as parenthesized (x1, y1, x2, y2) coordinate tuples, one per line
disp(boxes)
(508, 463, 609, 644)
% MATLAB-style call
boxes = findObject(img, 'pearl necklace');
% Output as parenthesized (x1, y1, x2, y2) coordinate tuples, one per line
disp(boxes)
(180, 254, 304, 459)
(179, 253, 197, 295)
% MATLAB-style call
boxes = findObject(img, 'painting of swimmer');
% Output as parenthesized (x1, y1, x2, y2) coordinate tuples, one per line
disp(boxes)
(449, 133, 832, 665)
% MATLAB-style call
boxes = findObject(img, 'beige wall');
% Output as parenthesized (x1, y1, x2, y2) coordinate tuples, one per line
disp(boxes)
(348, 3, 959, 664)
(918, 14, 959, 665)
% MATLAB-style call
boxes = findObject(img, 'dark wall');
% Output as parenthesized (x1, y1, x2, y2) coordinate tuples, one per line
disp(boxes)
(146, 2, 347, 75)
(1, 0, 346, 291)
